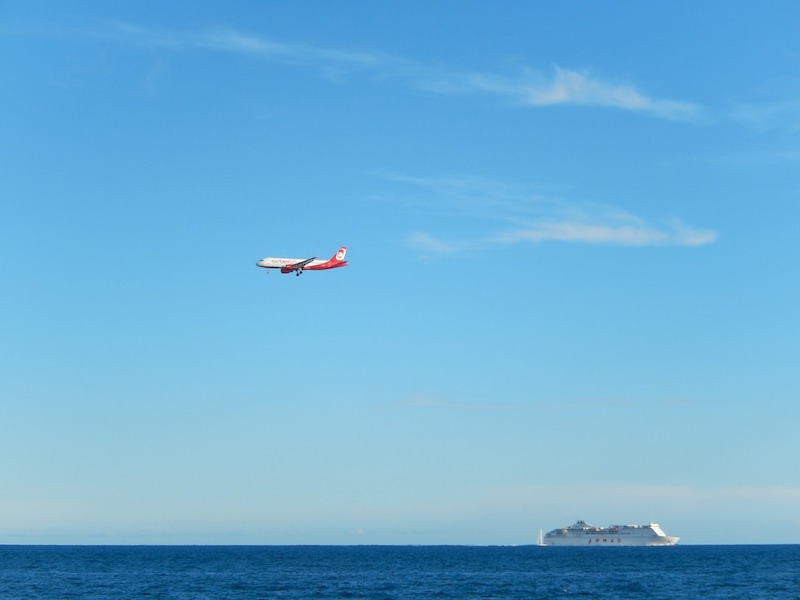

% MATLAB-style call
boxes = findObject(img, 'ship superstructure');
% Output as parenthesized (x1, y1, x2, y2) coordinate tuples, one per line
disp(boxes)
(542, 520, 679, 546)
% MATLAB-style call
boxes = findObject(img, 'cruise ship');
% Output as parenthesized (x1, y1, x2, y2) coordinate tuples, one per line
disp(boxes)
(542, 520, 679, 546)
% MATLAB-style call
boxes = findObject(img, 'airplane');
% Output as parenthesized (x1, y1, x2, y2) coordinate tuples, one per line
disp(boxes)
(256, 246, 348, 276)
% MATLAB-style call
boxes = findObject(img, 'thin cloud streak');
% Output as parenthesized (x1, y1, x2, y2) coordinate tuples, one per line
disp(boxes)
(88, 24, 715, 248)
(460, 67, 700, 120)
(96, 22, 700, 120)
(411, 218, 717, 252)
(406, 233, 461, 255)
(105, 22, 381, 69)
(729, 97, 800, 132)
(397, 174, 717, 252)
(528, 67, 699, 120)
(493, 219, 718, 247)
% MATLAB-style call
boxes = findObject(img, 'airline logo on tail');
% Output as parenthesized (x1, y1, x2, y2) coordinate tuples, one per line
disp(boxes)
(256, 246, 348, 276)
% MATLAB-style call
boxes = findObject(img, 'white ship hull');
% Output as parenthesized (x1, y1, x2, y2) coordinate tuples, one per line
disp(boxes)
(543, 520, 679, 547)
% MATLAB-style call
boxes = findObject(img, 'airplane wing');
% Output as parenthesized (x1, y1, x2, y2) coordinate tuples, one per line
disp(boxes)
(286, 256, 317, 270)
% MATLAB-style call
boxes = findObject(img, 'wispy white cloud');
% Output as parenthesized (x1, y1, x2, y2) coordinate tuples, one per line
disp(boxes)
(406, 232, 461, 255)
(493, 217, 718, 247)
(393, 174, 717, 252)
(103, 22, 381, 70)
(709, 149, 800, 165)
(728, 97, 800, 132)
(93, 22, 700, 120)
(531, 68, 700, 120)
(412, 217, 717, 251)
(458, 67, 701, 121)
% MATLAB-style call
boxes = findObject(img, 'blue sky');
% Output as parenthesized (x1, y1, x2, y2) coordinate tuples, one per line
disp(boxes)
(2, 1, 799, 545)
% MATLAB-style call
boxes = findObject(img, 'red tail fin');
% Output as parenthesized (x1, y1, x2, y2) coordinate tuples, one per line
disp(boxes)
(323, 246, 348, 269)
(306, 246, 347, 270)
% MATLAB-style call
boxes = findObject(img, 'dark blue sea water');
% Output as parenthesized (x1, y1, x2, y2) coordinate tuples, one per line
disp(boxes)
(1, 545, 798, 599)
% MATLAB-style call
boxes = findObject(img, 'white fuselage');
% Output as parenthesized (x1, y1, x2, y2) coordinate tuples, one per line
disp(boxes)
(256, 257, 327, 270)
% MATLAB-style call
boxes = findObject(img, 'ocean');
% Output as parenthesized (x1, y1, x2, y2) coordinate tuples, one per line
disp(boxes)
(1, 544, 798, 599)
